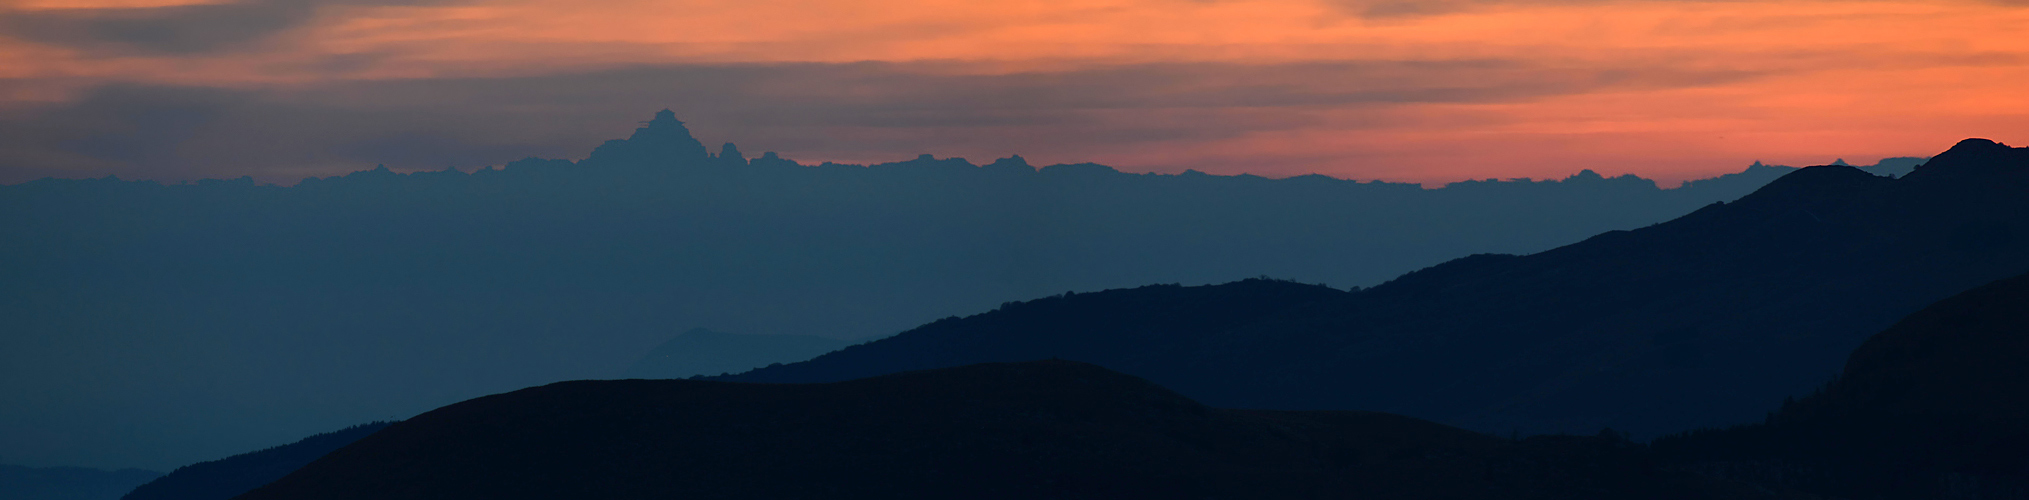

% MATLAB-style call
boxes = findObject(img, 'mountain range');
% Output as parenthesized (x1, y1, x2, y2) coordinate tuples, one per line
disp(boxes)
(0, 110, 1845, 470)
(9, 116, 2012, 497)
(724, 138, 2029, 438)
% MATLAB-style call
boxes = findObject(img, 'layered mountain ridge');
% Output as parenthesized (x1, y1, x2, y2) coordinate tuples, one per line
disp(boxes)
(0, 111, 1841, 470)
(228, 263, 2029, 500)
(726, 138, 2029, 438)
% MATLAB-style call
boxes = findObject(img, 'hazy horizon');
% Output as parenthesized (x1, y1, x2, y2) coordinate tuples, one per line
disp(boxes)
(1, 110, 1912, 471)
(0, 109, 1933, 189)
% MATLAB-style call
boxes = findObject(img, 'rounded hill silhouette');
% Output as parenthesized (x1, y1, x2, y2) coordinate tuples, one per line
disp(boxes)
(239, 361, 1758, 500)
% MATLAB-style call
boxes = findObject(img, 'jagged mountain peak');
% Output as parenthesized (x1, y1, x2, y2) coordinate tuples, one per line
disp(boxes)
(985, 155, 1034, 172)
(583, 109, 710, 166)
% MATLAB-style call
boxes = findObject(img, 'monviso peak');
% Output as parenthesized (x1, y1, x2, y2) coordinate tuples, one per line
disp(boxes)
(584, 109, 712, 167)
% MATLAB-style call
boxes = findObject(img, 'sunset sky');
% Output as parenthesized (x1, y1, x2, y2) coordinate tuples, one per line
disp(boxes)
(1, 0, 2024, 184)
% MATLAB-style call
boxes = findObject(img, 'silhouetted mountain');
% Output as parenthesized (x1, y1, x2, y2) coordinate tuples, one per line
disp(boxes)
(123, 422, 391, 500)
(621, 328, 849, 379)
(1675, 161, 1796, 191)
(583, 109, 709, 166)
(0, 110, 1815, 469)
(728, 138, 2029, 439)
(1654, 270, 2029, 499)
(728, 278, 1348, 384)
(238, 361, 1762, 500)
(1859, 156, 1928, 178)
(0, 465, 159, 500)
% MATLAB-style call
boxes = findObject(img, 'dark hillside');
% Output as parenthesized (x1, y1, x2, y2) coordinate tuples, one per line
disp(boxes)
(239, 361, 1761, 500)
(724, 278, 1347, 386)
(1655, 271, 2029, 499)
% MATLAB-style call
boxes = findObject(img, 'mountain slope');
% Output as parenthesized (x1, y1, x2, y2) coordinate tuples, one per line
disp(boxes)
(729, 138, 2029, 437)
(238, 361, 1761, 500)
(123, 422, 391, 500)
(621, 328, 849, 379)
(1655, 270, 2029, 499)
(726, 278, 1348, 385)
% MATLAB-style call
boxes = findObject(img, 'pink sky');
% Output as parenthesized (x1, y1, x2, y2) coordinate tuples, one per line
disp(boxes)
(1, 0, 2025, 184)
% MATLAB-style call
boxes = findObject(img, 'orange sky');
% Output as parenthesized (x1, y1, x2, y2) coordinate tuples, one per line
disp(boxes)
(1, 0, 2025, 184)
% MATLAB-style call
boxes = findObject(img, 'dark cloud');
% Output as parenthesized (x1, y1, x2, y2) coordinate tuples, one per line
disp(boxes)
(57, 86, 246, 164)
(0, 60, 1766, 184)
(0, 0, 439, 55)
(0, 85, 252, 180)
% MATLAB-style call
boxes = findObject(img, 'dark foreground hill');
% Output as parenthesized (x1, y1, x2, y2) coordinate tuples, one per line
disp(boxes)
(239, 361, 1760, 500)
(729, 138, 2029, 438)
(1656, 271, 2029, 499)
(226, 270, 2029, 500)
(124, 422, 390, 500)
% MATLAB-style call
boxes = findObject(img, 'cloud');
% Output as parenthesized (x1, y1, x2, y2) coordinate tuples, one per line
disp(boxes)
(0, 0, 441, 55)
(4, 3, 312, 54)
(1350, 0, 1497, 18)
(0, 85, 248, 179)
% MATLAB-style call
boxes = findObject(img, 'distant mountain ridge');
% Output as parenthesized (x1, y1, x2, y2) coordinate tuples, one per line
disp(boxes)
(727, 138, 2029, 439)
(0, 110, 1840, 469)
